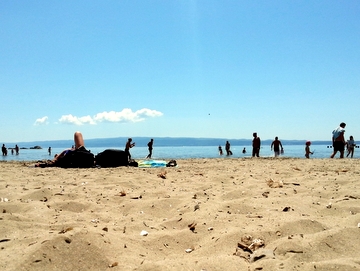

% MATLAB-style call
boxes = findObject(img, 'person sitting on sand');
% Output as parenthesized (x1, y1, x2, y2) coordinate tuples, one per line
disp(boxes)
(305, 141, 313, 158)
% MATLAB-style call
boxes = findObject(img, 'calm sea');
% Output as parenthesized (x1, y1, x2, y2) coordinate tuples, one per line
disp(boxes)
(1, 144, 355, 162)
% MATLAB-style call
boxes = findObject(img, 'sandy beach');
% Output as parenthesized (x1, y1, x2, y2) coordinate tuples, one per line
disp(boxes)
(1, 158, 359, 271)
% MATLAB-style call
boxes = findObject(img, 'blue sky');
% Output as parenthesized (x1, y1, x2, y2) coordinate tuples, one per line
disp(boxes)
(1, 0, 359, 143)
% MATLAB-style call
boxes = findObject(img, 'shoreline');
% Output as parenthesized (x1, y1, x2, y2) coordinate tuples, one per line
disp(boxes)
(1, 156, 359, 164)
(1, 144, 357, 161)
(1, 158, 359, 270)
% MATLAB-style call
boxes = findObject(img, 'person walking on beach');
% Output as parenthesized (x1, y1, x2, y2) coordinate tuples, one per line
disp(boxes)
(125, 138, 135, 161)
(271, 137, 283, 157)
(330, 122, 346, 158)
(225, 141, 233, 155)
(305, 141, 313, 158)
(252, 132, 261, 157)
(346, 135, 356, 158)
(2, 144, 7, 156)
(146, 139, 154, 159)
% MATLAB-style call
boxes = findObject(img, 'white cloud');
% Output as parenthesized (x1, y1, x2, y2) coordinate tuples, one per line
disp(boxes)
(58, 108, 163, 125)
(34, 116, 49, 125)
(59, 114, 96, 125)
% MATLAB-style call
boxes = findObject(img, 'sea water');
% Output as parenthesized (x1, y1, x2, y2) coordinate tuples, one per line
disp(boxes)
(0, 144, 355, 162)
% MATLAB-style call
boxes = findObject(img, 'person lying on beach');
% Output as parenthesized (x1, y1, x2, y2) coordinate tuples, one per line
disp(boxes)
(36, 131, 92, 167)
(52, 131, 87, 162)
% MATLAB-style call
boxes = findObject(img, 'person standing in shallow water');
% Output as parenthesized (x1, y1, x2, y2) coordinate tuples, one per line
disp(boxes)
(15, 144, 19, 155)
(146, 139, 154, 159)
(330, 122, 346, 158)
(218, 146, 223, 155)
(271, 137, 283, 157)
(225, 141, 233, 155)
(252, 132, 261, 157)
(2, 144, 7, 156)
(305, 141, 313, 158)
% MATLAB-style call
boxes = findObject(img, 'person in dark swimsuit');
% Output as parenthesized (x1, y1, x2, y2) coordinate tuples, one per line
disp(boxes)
(271, 136, 283, 157)
(146, 139, 153, 159)
(125, 138, 135, 161)
(252, 132, 261, 157)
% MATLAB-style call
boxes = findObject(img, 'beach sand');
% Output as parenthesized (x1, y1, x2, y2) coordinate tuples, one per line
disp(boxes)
(1, 158, 359, 271)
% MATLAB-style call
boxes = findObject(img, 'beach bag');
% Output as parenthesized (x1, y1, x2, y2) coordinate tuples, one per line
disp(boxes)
(95, 149, 128, 167)
(129, 159, 138, 167)
(166, 160, 177, 167)
(56, 148, 95, 168)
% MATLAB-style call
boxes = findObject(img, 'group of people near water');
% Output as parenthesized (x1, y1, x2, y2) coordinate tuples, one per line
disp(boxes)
(218, 122, 356, 159)
(1, 122, 357, 163)
(307, 122, 356, 158)
(124, 137, 154, 161)
(1, 144, 19, 156)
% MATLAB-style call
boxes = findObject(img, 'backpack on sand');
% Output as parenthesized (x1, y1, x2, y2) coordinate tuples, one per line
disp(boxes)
(95, 149, 129, 167)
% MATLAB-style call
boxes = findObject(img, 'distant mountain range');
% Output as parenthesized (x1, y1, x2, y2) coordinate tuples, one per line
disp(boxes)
(9, 137, 332, 149)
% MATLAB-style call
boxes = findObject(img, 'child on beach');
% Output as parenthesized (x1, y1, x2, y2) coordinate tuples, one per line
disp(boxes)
(305, 141, 313, 158)
(346, 136, 356, 158)
(218, 146, 223, 155)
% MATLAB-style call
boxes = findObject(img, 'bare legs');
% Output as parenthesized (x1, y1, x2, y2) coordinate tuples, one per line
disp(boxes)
(330, 150, 344, 158)
(74, 131, 85, 149)
(54, 132, 85, 161)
